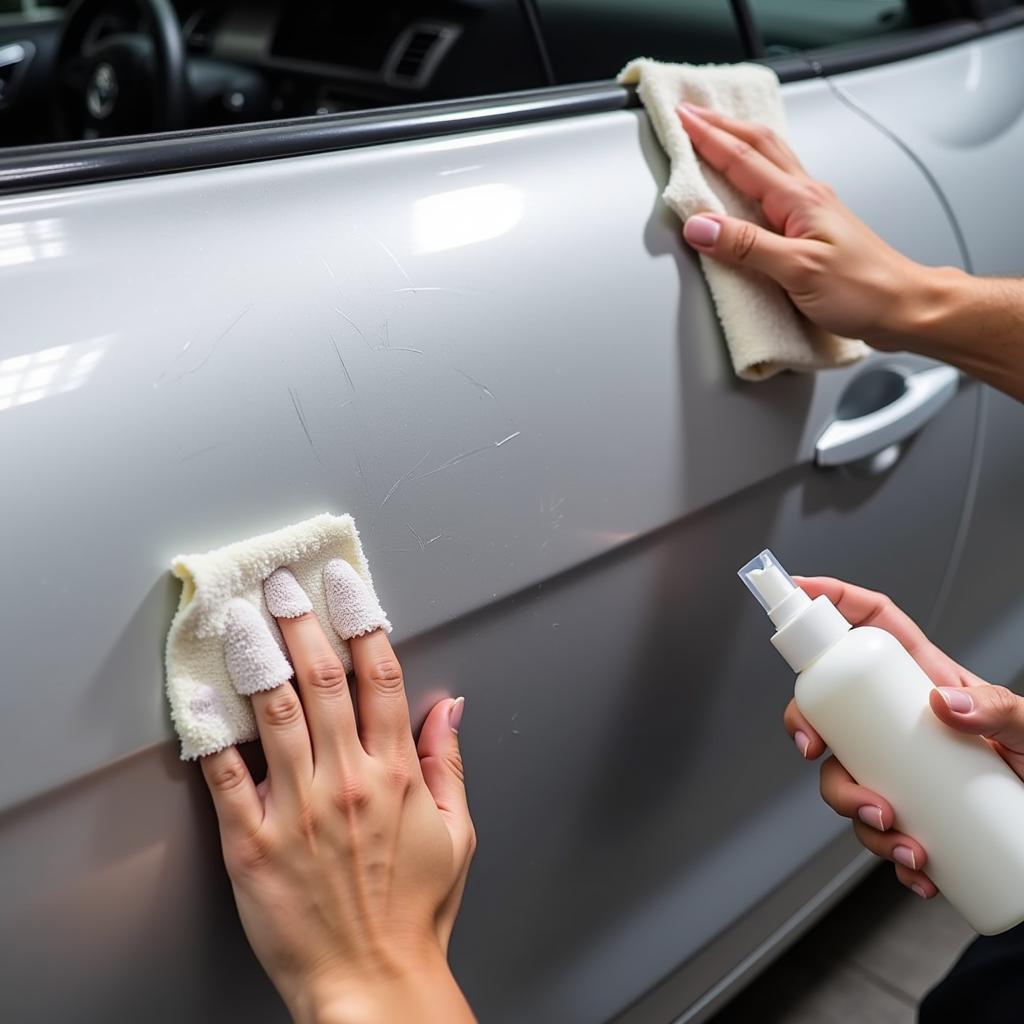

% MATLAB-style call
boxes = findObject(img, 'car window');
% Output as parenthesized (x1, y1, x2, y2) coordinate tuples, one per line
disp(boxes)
(0, 1, 547, 149)
(535, 0, 746, 84)
(748, 0, 921, 56)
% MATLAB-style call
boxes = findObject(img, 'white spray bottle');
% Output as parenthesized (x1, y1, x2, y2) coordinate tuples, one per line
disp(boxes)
(739, 549, 1024, 935)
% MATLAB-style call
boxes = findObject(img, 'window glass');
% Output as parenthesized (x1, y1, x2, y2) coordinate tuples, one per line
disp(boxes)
(0, 1, 546, 149)
(535, 0, 745, 84)
(748, 0, 915, 56)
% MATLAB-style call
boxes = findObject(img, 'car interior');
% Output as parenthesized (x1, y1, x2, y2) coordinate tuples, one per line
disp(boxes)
(0, 0, 930, 150)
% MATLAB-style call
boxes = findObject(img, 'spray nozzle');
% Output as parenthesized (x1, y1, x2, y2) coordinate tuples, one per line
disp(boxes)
(738, 549, 811, 628)
(738, 549, 852, 670)
(739, 549, 795, 613)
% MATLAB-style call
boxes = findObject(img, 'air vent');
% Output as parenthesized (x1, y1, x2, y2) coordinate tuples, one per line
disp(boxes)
(384, 21, 460, 89)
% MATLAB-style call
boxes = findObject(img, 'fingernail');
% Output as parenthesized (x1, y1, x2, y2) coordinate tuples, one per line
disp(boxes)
(223, 598, 293, 695)
(939, 687, 973, 713)
(857, 805, 886, 831)
(449, 696, 465, 734)
(893, 845, 917, 870)
(323, 559, 390, 640)
(911, 883, 929, 899)
(793, 729, 811, 758)
(264, 567, 313, 619)
(684, 215, 721, 248)
(678, 101, 707, 118)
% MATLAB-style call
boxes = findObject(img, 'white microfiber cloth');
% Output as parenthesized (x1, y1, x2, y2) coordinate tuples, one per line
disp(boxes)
(619, 58, 869, 381)
(165, 513, 391, 760)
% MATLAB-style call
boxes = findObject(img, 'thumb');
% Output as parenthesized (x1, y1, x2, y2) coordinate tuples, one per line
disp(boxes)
(931, 685, 1024, 758)
(418, 697, 473, 850)
(683, 212, 807, 286)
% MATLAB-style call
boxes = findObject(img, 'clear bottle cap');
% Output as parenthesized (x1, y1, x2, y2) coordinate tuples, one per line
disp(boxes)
(738, 549, 798, 615)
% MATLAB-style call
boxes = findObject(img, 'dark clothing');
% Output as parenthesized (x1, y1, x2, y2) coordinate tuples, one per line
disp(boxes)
(920, 925, 1024, 1023)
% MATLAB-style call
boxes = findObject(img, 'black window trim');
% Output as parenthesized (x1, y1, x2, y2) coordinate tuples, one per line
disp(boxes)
(0, 8, 1022, 197)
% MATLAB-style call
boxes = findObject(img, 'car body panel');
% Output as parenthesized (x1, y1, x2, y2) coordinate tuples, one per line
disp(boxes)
(0, 54, 985, 1024)
(834, 26, 1024, 694)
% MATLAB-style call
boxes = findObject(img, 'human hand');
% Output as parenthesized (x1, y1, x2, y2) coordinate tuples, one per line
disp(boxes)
(783, 576, 1024, 900)
(676, 103, 931, 348)
(200, 563, 476, 1024)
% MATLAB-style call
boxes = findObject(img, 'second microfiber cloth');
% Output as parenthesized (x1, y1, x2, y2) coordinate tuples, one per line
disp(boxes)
(165, 513, 391, 760)
(619, 58, 869, 381)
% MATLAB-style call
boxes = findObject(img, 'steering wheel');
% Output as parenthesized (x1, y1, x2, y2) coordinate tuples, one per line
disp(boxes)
(52, 0, 187, 140)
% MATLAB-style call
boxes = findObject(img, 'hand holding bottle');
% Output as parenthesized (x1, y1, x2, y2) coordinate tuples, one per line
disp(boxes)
(783, 576, 1024, 902)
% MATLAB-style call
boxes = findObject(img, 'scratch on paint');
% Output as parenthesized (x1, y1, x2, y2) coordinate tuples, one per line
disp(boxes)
(333, 306, 372, 349)
(380, 449, 432, 508)
(155, 304, 252, 386)
(321, 256, 339, 286)
(392, 286, 477, 296)
(414, 431, 521, 481)
(406, 525, 445, 550)
(373, 237, 415, 289)
(353, 452, 370, 497)
(328, 334, 354, 389)
(178, 442, 227, 463)
(387, 346, 425, 356)
(287, 386, 322, 464)
(451, 366, 495, 399)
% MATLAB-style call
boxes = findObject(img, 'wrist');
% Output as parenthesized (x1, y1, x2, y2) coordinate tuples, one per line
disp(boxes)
(289, 949, 473, 1024)
(876, 262, 971, 354)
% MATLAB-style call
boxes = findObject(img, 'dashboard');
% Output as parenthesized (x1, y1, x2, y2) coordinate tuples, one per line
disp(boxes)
(178, 0, 542, 122)
(0, 0, 542, 145)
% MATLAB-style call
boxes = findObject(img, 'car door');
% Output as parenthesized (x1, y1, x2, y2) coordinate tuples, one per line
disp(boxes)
(0, 2, 984, 1023)
(813, 4, 1024, 699)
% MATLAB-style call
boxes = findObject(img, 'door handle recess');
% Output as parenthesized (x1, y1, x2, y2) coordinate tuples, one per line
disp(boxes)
(815, 365, 960, 468)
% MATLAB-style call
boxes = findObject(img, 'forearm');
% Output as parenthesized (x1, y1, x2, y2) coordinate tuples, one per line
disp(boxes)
(887, 265, 1024, 402)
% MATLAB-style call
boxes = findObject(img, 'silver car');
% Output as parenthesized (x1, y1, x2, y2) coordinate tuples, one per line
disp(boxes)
(2, 0, 1023, 1021)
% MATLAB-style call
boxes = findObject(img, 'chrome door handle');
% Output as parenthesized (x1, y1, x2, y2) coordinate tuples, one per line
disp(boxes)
(815, 365, 960, 467)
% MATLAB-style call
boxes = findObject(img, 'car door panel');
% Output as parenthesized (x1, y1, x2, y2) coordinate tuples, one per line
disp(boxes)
(830, 26, 1024, 692)
(0, 72, 977, 1024)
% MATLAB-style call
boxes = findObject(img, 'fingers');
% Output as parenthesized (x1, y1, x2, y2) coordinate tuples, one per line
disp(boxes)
(819, 756, 895, 832)
(852, 816, 930, 881)
(420, 697, 473, 951)
(682, 212, 818, 289)
(678, 102, 806, 176)
(324, 560, 410, 758)
(783, 697, 826, 760)
(201, 745, 263, 840)
(930, 685, 1024, 762)
(323, 559, 390, 640)
(418, 697, 474, 856)
(223, 595, 313, 806)
(247, 684, 314, 806)
(224, 599, 293, 695)
(264, 568, 363, 773)
(813, 752, 937, 898)
(677, 104, 803, 216)
(795, 577, 966, 689)
(895, 863, 939, 900)
(347, 627, 416, 759)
